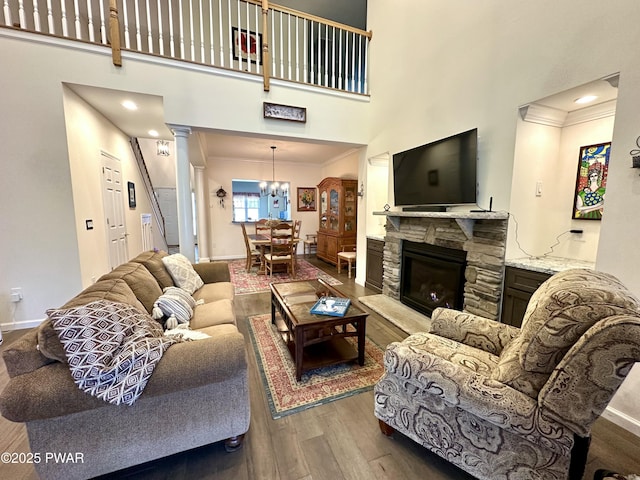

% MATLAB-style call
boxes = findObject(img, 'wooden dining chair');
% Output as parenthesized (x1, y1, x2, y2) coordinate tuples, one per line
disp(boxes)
(241, 223, 261, 273)
(255, 218, 270, 236)
(337, 244, 357, 278)
(263, 222, 296, 277)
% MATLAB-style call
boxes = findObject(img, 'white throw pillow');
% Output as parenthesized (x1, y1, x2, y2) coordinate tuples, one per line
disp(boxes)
(162, 254, 204, 294)
(152, 292, 193, 325)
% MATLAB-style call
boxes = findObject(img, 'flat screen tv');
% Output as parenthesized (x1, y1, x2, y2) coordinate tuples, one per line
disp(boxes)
(393, 128, 477, 208)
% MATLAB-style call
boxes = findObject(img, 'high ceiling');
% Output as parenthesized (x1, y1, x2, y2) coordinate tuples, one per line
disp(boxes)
(67, 83, 362, 165)
(67, 74, 618, 166)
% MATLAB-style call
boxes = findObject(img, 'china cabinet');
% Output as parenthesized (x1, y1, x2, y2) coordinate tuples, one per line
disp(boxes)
(316, 177, 358, 265)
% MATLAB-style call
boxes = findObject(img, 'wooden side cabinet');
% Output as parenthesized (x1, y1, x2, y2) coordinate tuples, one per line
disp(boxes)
(501, 266, 551, 327)
(365, 238, 384, 293)
(316, 177, 358, 265)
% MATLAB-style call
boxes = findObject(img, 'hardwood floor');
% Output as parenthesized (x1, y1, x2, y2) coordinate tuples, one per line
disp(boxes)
(1, 257, 639, 480)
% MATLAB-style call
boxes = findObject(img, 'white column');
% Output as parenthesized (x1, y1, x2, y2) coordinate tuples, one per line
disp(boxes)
(170, 126, 196, 262)
(193, 166, 210, 262)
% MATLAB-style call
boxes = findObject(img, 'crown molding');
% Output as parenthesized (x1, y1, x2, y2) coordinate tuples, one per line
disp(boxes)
(519, 103, 568, 127)
(520, 99, 616, 128)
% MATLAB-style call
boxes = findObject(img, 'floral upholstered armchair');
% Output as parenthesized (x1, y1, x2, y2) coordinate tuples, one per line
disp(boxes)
(374, 269, 640, 480)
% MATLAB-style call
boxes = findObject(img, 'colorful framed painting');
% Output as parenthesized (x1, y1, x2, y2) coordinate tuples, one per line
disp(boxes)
(297, 187, 317, 211)
(232, 27, 262, 65)
(571, 142, 610, 220)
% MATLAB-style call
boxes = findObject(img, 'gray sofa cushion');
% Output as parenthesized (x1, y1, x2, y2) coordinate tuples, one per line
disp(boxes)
(37, 279, 147, 363)
(191, 300, 236, 329)
(99, 262, 163, 314)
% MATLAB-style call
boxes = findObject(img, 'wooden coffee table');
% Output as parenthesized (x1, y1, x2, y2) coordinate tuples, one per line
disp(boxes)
(270, 278, 369, 381)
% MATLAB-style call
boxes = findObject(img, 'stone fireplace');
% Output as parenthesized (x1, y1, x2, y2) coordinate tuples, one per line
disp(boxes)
(379, 211, 509, 320)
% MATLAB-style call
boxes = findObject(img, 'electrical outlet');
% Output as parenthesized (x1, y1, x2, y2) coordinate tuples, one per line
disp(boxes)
(10, 287, 23, 302)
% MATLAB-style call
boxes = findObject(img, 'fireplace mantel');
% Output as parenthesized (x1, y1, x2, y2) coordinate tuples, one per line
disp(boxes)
(374, 210, 509, 239)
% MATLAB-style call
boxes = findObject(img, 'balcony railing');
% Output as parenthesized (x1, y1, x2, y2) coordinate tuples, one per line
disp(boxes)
(1, 0, 371, 95)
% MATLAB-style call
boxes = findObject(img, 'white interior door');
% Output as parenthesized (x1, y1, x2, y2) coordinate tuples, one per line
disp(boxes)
(155, 187, 179, 246)
(101, 152, 128, 270)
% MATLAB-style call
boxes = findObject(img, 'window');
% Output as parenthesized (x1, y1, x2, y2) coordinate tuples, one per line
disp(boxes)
(233, 192, 260, 222)
(231, 179, 291, 222)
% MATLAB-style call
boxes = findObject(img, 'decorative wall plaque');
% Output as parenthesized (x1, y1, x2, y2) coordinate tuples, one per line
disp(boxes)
(263, 102, 307, 123)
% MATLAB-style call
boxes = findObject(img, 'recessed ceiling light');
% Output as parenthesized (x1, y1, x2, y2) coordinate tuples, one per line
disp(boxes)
(121, 100, 138, 110)
(148, 130, 159, 137)
(574, 95, 598, 105)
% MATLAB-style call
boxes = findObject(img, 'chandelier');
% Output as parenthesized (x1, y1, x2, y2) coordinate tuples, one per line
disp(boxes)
(260, 146, 289, 198)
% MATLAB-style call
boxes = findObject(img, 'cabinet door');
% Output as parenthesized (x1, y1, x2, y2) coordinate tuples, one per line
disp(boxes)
(365, 239, 384, 292)
(502, 287, 531, 327)
(329, 188, 339, 231)
(320, 190, 328, 229)
(326, 235, 338, 262)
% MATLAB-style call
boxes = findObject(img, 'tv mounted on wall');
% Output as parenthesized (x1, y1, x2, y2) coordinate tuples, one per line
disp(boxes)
(392, 128, 478, 210)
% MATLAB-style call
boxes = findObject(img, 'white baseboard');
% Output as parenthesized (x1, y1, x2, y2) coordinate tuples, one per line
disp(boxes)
(602, 405, 640, 438)
(1, 318, 45, 332)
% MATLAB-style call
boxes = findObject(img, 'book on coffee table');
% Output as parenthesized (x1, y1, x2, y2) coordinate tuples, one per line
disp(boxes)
(310, 296, 351, 317)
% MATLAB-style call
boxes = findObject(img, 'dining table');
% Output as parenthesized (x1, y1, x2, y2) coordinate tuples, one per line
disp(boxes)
(248, 233, 300, 275)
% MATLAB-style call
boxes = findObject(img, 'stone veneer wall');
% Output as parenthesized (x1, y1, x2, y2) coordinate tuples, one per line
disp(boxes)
(382, 216, 508, 320)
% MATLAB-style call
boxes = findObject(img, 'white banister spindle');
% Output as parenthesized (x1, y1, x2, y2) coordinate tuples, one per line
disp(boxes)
(350, 32, 356, 92)
(235, 0, 240, 68)
(344, 31, 349, 91)
(363, 34, 369, 94)
(73, 0, 81, 39)
(168, 0, 175, 57)
(357, 34, 363, 93)
(60, 0, 68, 36)
(323, 23, 328, 86)
(338, 28, 343, 90)
(330, 27, 336, 88)
(145, 0, 153, 52)
(179, 0, 185, 59)
(157, 0, 164, 55)
(122, 0, 131, 49)
(99, 0, 106, 43)
(87, 0, 95, 42)
(134, 0, 141, 50)
(317, 23, 322, 85)
(226, 0, 232, 67)
(188, 0, 195, 61)
(208, 0, 214, 64)
(286, 13, 291, 80)
(243, 0, 249, 71)
(198, 0, 204, 62)
(199, 0, 205, 62)
(254, 3, 259, 73)
(278, 11, 283, 77)
(32, 0, 41, 32)
(270, 9, 275, 78)
(218, 0, 225, 65)
(294, 15, 299, 82)
(303, 19, 307, 83)
(46, 0, 54, 34)
(18, 0, 25, 29)
(3, 1, 12, 27)
(309, 21, 314, 84)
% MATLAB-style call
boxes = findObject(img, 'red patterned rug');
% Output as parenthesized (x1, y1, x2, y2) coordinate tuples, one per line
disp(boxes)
(247, 313, 385, 419)
(228, 258, 341, 295)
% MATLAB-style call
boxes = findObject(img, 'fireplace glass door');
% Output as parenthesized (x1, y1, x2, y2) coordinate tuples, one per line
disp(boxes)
(400, 242, 467, 316)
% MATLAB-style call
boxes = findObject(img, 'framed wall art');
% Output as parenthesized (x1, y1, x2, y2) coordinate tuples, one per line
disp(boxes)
(571, 142, 610, 220)
(297, 187, 317, 211)
(232, 27, 262, 65)
(127, 181, 136, 208)
(263, 102, 307, 123)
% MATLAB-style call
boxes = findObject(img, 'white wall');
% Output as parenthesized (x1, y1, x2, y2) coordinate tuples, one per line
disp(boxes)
(367, 0, 640, 436)
(508, 115, 614, 261)
(205, 156, 323, 259)
(63, 87, 168, 288)
(139, 138, 177, 188)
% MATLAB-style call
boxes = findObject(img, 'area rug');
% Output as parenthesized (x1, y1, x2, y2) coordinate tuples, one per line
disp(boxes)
(247, 313, 386, 419)
(228, 258, 341, 295)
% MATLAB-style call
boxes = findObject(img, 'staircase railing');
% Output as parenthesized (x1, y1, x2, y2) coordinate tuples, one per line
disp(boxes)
(130, 137, 166, 246)
(1, 0, 371, 95)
